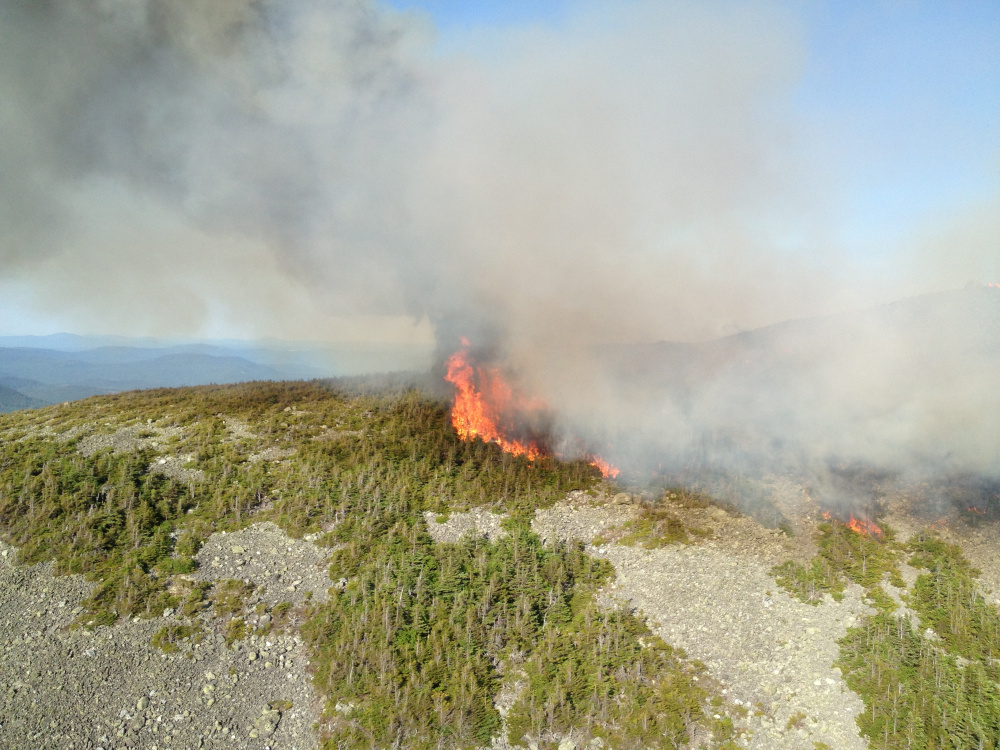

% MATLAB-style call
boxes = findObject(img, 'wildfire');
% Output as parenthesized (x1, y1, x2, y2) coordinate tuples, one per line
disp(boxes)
(820, 510, 884, 538)
(445, 338, 543, 460)
(845, 514, 883, 538)
(587, 455, 621, 480)
(444, 339, 620, 478)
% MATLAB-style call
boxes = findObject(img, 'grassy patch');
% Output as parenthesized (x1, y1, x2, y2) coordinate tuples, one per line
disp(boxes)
(211, 579, 255, 618)
(785, 711, 808, 731)
(224, 617, 248, 645)
(772, 516, 902, 604)
(619, 505, 693, 547)
(614, 492, 715, 549)
(771, 558, 845, 605)
(151, 623, 203, 653)
(814, 519, 903, 589)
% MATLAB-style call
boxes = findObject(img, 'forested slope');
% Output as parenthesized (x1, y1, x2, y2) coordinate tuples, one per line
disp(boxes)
(0, 379, 721, 749)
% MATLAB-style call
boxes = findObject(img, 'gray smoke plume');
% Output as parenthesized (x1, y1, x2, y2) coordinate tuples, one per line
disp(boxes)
(1, 1, 997, 497)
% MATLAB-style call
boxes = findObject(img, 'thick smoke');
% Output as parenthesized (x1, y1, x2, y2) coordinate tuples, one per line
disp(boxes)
(1, 1, 997, 495)
(0, 0, 842, 336)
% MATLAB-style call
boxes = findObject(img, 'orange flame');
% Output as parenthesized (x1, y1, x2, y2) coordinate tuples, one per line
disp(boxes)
(820, 510, 883, 538)
(845, 514, 883, 538)
(587, 455, 621, 479)
(445, 339, 542, 460)
(444, 340, 620, 478)
(968, 506, 986, 516)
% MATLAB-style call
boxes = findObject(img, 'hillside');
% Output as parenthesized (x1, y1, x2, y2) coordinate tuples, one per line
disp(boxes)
(600, 285, 1000, 477)
(0, 383, 47, 413)
(0, 337, 435, 412)
(0, 347, 289, 393)
(1, 379, 999, 749)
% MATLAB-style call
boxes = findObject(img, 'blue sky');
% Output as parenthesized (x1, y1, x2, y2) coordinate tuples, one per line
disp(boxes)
(793, 1, 999, 253)
(387, 0, 999, 264)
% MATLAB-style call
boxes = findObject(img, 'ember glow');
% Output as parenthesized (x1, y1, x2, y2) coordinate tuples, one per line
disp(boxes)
(444, 340, 620, 477)
(821, 510, 884, 539)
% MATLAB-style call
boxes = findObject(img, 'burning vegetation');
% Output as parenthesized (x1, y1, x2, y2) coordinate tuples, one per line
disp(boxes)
(820, 510, 884, 539)
(444, 339, 619, 478)
(444, 338, 545, 460)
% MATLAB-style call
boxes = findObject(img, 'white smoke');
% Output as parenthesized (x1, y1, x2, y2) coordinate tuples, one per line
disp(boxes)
(1, 0, 996, 486)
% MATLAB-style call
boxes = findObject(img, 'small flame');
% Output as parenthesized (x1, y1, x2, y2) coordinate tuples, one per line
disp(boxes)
(588, 455, 621, 479)
(968, 506, 987, 516)
(845, 514, 883, 538)
(820, 510, 883, 538)
(444, 340, 620, 477)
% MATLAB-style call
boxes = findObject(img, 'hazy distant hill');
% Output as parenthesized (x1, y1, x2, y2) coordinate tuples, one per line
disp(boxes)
(0, 384, 47, 413)
(0, 348, 285, 390)
(610, 286, 999, 383)
(0, 376, 113, 405)
(0, 336, 434, 411)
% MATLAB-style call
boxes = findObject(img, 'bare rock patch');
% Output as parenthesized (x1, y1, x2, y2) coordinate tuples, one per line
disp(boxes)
(595, 542, 870, 750)
(78, 422, 185, 457)
(194, 522, 333, 606)
(424, 508, 510, 544)
(0, 536, 321, 750)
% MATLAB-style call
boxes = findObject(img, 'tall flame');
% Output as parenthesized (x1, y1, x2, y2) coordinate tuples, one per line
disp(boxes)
(445, 338, 542, 460)
(444, 339, 620, 477)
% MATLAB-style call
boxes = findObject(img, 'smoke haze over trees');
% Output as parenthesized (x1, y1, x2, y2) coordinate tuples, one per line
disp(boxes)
(1, 0, 997, 481)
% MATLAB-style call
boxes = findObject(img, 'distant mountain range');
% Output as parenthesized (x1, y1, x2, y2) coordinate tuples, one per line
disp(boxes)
(0, 336, 434, 413)
(0, 384, 48, 412)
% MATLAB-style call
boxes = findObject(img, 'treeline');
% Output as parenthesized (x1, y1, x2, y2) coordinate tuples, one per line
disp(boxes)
(838, 534, 1000, 749)
(772, 516, 1000, 749)
(0, 380, 717, 749)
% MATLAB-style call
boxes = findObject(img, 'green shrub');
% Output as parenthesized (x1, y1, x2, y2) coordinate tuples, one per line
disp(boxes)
(837, 530, 1000, 749)
(211, 579, 255, 618)
(0, 380, 721, 750)
(151, 623, 203, 653)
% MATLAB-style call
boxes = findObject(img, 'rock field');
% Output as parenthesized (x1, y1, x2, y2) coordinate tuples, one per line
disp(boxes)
(9, 481, 996, 749)
(596, 543, 869, 750)
(429, 489, 874, 749)
(423, 508, 509, 544)
(0, 532, 323, 750)
(193, 523, 333, 607)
